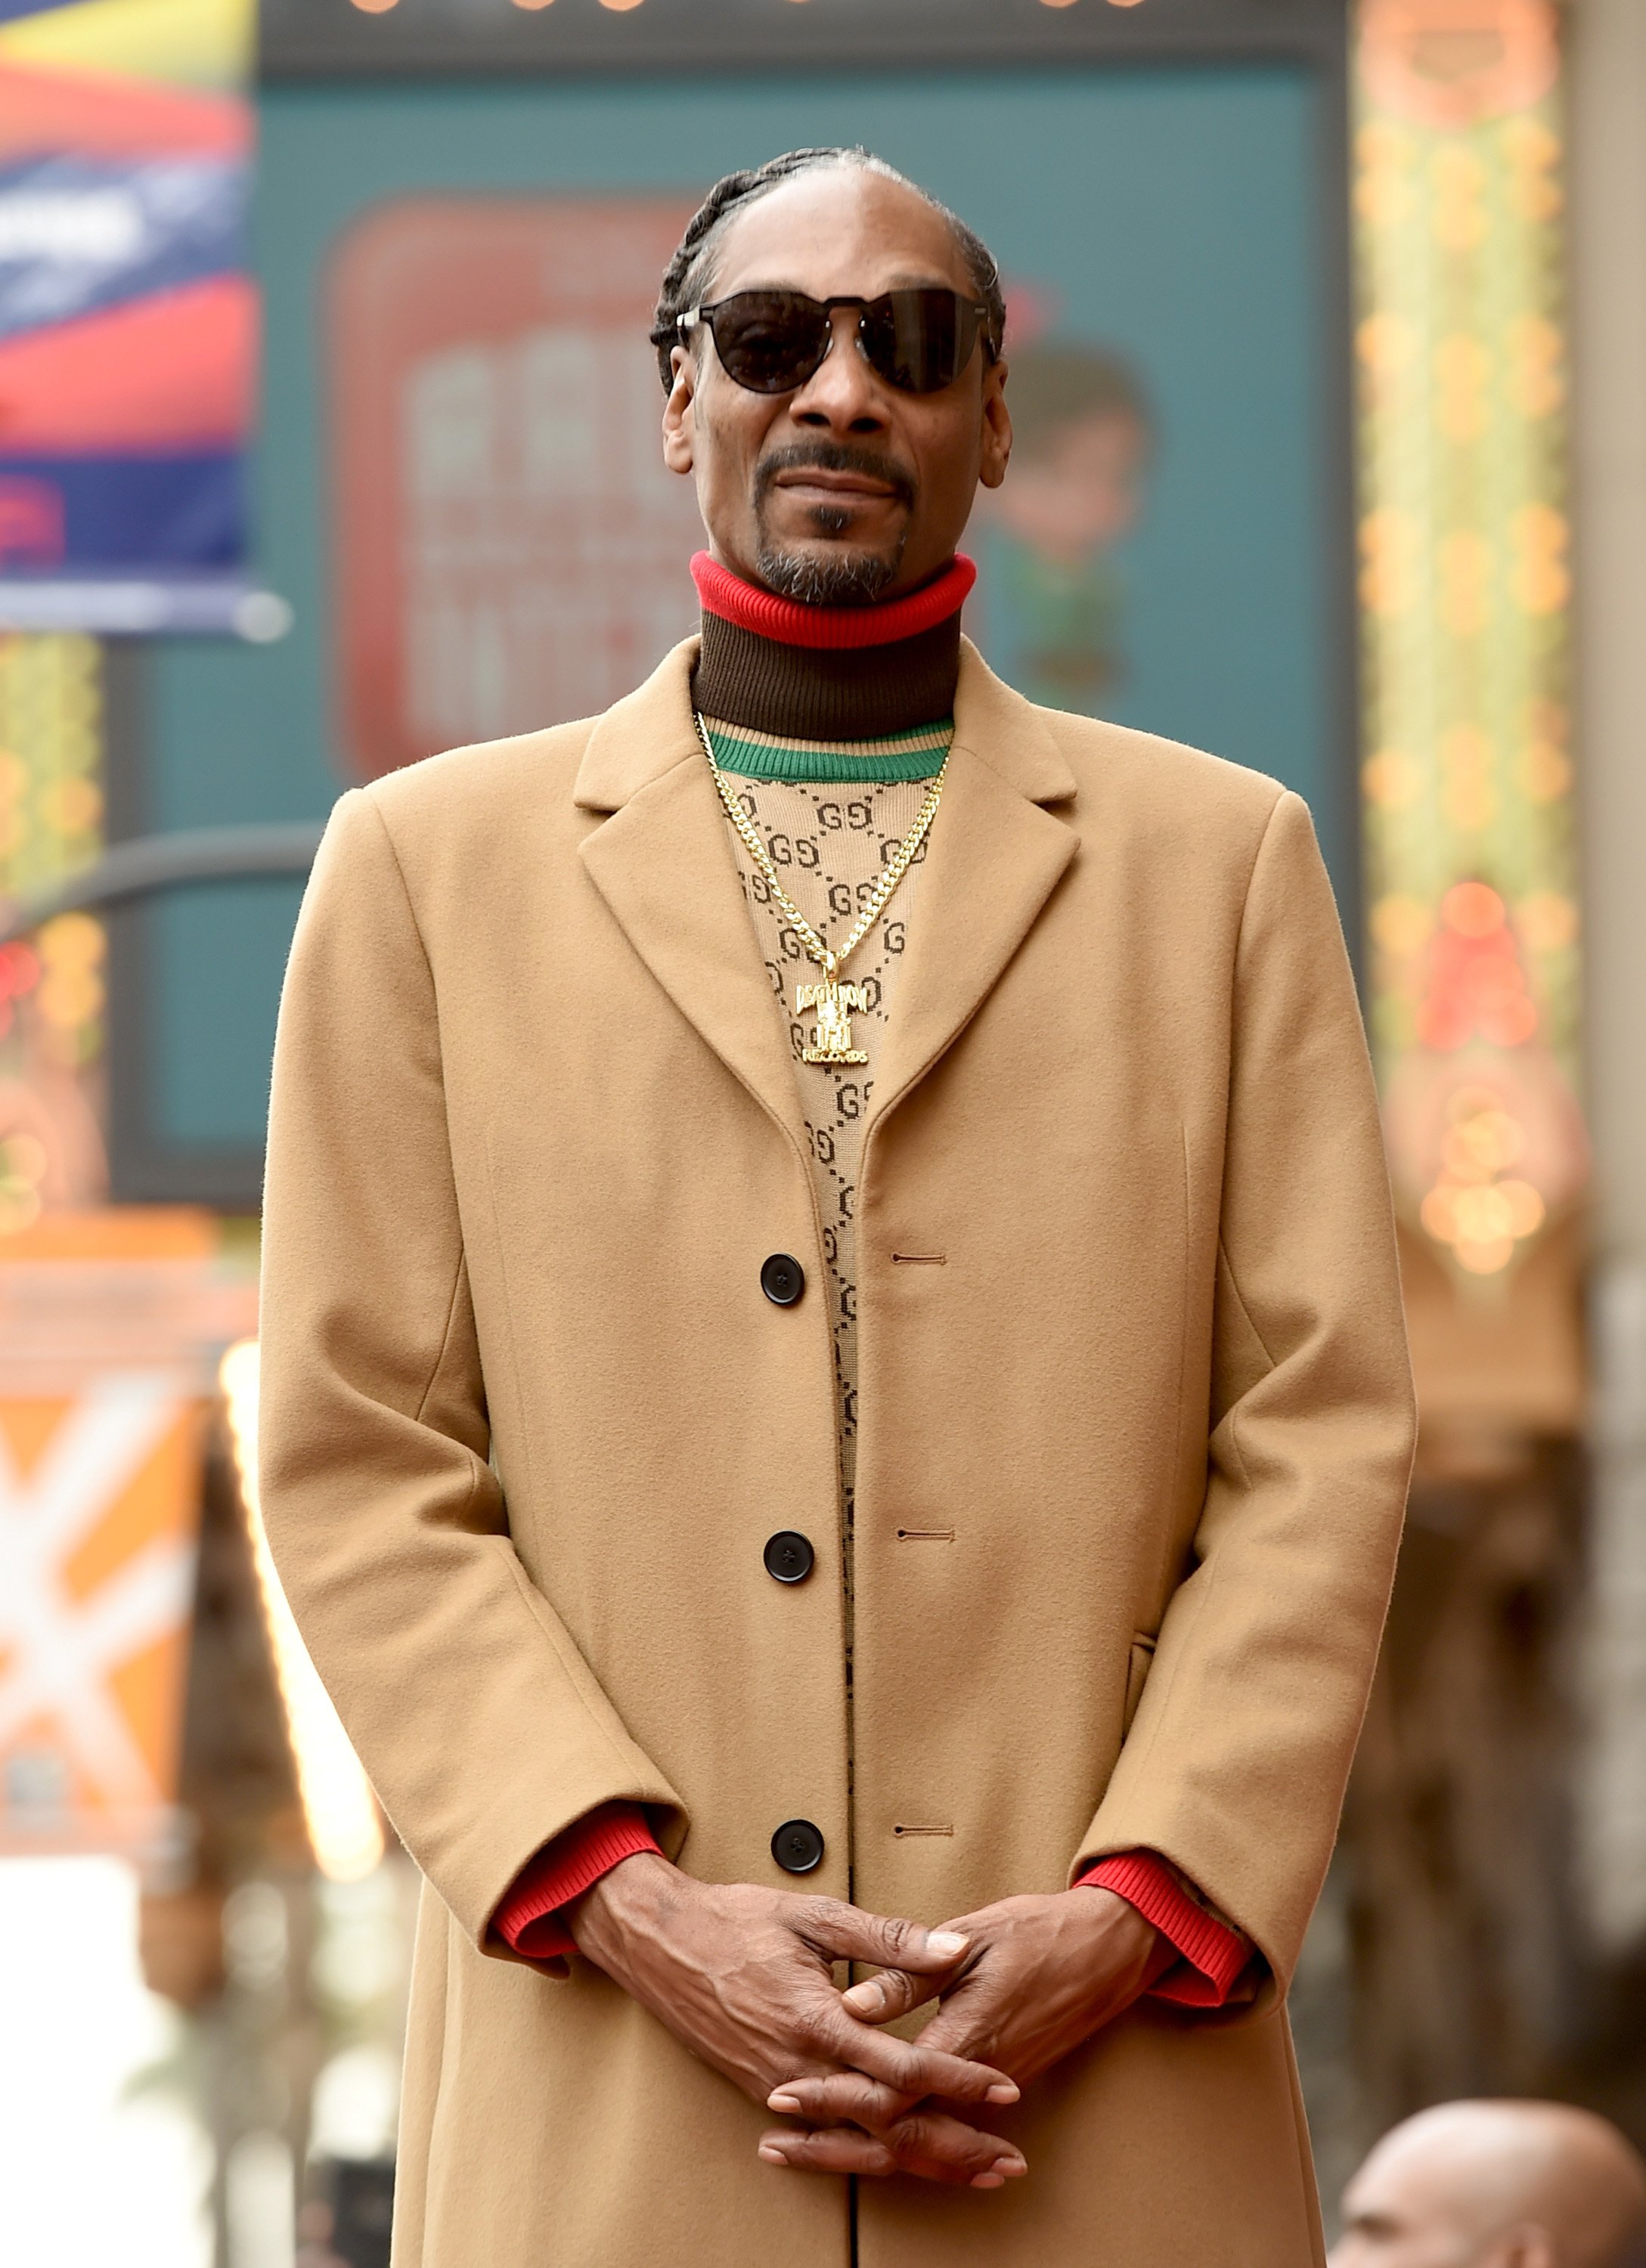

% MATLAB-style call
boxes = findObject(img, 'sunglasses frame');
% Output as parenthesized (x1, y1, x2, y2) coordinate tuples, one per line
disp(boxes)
(676, 288, 997, 398)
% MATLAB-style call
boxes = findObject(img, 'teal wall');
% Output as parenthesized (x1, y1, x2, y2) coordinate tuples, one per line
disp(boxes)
(138, 64, 1336, 1166)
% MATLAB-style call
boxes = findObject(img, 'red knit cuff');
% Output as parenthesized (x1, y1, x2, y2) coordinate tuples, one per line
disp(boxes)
(492, 1803, 662, 1963)
(1076, 1851, 1249, 2008)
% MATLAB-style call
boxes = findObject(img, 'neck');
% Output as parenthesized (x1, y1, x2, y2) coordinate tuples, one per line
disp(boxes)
(690, 551, 975, 741)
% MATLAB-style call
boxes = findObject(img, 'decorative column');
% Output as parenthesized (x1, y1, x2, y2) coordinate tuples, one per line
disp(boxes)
(1356, 0, 1585, 1436)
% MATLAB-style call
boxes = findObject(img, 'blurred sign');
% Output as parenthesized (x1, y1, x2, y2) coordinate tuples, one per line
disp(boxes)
(0, 1207, 256, 1860)
(0, 0, 260, 633)
(330, 196, 705, 780)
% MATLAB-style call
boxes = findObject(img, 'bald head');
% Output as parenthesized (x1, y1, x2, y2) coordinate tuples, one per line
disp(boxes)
(1330, 2102, 1646, 2268)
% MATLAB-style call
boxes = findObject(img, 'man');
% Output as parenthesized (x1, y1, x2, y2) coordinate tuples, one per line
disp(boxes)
(259, 147, 1415, 2265)
(1331, 2100, 1646, 2268)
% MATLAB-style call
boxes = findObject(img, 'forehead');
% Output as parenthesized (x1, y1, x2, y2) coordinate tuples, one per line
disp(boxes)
(708, 168, 974, 300)
(1344, 2133, 1488, 2235)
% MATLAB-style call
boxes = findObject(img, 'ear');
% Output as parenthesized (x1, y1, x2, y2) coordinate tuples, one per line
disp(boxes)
(979, 355, 1012, 492)
(662, 342, 696, 477)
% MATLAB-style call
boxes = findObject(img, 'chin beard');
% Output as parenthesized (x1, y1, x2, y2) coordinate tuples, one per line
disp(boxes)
(754, 541, 901, 606)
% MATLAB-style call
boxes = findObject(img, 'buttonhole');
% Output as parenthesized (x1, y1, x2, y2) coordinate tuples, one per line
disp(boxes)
(891, 1253, 946, 1265)
(896, 1528, 956, 1542)
(894, 1823, 954, 1838)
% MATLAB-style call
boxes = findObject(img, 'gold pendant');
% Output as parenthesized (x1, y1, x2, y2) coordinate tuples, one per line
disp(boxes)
(797, 976, 869, 1064)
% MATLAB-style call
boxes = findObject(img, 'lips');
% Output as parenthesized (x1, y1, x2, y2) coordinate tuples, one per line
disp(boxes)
(755, 444, 918, 514)
(772, 469, 897, 500)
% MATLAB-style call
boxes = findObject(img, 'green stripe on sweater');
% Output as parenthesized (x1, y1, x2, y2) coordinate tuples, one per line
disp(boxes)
(702, 714, 950, 784)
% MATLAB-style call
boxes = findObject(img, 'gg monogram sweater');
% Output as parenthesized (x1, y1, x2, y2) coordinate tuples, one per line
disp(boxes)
(491, 557, 1248, 2007)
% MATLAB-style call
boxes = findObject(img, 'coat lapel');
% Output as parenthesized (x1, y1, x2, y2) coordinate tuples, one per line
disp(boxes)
(867, 641, 1080, 1130)
(574, 634, 1081, 1148)
(575, 640, 808, 1150)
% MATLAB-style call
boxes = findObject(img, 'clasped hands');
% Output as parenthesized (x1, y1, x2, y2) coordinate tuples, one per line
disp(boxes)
(569, 1851, 1173, 2191)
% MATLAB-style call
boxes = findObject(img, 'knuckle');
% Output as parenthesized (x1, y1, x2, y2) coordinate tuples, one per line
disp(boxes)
(790, 2008, 832, 2053)
(891, 2116, 937, 2161)
(874, 1969, 913, 2012)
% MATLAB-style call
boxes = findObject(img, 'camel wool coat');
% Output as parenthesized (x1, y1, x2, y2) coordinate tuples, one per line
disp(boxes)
(259, 637, 1415, 2268)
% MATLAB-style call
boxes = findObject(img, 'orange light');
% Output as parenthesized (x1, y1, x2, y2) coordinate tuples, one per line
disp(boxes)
(1040, 0, 1080, 9)
(598, 0, 645, 10)
(512, 0, 555, 9)
(349, 0, 398, 13)
(1442, 879, 1507, 938)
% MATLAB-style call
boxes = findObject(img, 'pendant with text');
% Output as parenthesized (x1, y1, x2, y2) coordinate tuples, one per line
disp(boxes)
(797, 977, 870, 1065)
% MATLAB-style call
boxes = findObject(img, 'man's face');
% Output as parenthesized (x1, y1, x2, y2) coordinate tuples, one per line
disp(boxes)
(1331, 2145, 1542, 2268)
(662, 167, 1012, 601)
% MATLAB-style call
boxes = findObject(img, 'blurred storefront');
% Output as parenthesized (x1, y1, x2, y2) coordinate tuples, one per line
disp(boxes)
(2, 0, 1644, 2258)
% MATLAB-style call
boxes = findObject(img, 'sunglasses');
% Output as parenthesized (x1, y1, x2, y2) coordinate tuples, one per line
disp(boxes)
(674, 288, 997, 397)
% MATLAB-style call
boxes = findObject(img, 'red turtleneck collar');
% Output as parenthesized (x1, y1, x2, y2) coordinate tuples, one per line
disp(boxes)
(690, 551, 976, 652)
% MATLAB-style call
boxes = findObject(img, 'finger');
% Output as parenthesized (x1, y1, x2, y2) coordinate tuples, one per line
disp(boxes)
(798, 1901, 970, 1976)
(808, 2005, 1015, 2105)
(769, 2074, 919, 2129)
(770, 2068, 1018, 2124)
(895, 1969, 1008, 2068)
(841, 1964, 944, 2025)
(759, 2115, 1028, 2189)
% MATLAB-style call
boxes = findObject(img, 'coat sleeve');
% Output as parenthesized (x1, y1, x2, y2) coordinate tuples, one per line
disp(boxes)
(258, 787, 687, 1957)
(1075, 789, 1415, 1989)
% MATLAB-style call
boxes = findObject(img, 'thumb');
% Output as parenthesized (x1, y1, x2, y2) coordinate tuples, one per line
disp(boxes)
(801, 1901, 970, 1976)
(840, 1963, 942, 2024)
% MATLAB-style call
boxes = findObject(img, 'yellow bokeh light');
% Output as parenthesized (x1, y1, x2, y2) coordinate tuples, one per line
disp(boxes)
(1516, 891, 1578, 952)
(1362, 748, 1424, 810)
(1372, 895, 1436, 956)
(38, 909, 104, 969)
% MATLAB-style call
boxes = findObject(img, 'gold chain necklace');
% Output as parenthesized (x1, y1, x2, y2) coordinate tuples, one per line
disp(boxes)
(696, 711, 948, 1065)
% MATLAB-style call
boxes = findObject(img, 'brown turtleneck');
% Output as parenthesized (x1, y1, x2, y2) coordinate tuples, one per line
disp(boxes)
(693, 606, 962, 740)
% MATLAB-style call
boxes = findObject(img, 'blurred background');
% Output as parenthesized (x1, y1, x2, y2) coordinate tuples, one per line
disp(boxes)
(0, 0, 1640, 2257)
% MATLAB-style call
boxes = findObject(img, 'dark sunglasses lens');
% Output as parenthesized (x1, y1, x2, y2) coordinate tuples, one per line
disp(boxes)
(862, 290, 976, 393)
(708, 294, 832, 393)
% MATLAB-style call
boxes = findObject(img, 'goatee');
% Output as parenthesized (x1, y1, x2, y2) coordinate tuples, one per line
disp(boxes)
(752, 441, 916, 606)
(754, 544, 901, 606)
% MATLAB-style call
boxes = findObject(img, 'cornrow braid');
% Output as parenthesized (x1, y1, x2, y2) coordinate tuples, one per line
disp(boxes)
(649, 146, 1006, 391)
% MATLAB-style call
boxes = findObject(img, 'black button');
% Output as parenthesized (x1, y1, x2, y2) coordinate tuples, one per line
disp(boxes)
(761, 1253, 805, 1306)
(764, 1530, 814, 1585)
(772, 1819, 826, 1874)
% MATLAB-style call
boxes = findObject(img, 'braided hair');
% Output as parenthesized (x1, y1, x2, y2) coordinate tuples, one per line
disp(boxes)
(649, 147, 1006, 391)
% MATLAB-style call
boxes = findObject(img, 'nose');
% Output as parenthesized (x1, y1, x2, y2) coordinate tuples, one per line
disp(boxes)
(788, 305, 889, 435)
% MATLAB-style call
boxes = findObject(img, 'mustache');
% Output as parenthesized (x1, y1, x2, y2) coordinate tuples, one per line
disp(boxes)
(754, 442, 918, 513)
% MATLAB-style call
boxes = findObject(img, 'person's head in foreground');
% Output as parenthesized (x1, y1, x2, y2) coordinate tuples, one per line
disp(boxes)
(1331, 2099, 1646, 2268)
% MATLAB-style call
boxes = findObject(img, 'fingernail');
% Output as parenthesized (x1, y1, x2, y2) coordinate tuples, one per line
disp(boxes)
(928, 1931, 969, 1958)
(972, 2171, 1006, 2189)
(1000, 2155, 1028, 2177)
(986, 2084, 1021, 2105)
(843, 1982, 885, 2013)
(758, 2145, 789, 2165)
(767, 2093, 801, 2113)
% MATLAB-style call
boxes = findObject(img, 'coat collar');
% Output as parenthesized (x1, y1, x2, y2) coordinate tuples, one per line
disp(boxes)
(575, 637, 1080, 1154)
(572, 637, 1077, 813)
